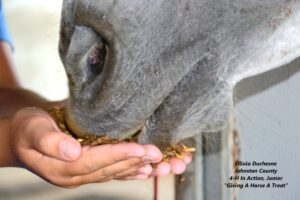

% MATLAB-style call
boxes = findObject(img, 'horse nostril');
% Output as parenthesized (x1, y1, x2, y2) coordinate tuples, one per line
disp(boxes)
(85, 39, 107, 80)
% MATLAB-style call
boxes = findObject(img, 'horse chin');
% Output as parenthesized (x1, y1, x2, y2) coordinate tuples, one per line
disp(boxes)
(65, 105, 146, 141)
(64, 109, 91, 138)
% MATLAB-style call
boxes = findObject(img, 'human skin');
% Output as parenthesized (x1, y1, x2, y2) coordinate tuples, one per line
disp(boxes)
(0, 41, 191, 187)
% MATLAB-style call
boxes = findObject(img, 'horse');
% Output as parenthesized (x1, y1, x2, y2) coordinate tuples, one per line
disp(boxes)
(58, 0, 300, 151)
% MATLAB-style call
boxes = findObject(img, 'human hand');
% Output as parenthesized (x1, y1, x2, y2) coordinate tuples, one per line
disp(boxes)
(9, 107, 192, 187)
(150, 153, 192, 177)
(122, 150, 192, 180)
(9, 107, 162, 187)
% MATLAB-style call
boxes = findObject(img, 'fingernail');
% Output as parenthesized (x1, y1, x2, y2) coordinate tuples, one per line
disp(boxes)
(184, 155, 192, 164)
(138, 165, 152, 175)
(59, 140, 80, 160)
(142, 152, 161, 163)
(142, 156, 156, 163)
(143, 147, 162, 163)
(155, 162, 171, 176)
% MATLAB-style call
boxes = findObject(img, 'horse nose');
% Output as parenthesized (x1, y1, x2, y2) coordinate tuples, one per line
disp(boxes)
(84, 39, 107, 81)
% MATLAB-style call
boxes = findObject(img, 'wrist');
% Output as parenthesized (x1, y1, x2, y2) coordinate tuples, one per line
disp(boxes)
(0, 117, 17, 167)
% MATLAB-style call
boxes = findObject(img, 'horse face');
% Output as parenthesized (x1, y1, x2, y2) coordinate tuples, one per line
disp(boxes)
(59, 0, 300, 149)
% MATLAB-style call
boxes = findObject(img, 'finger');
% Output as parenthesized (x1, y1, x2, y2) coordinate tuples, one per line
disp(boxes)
(29, 120, 81, 161)
(25, 147, 146, 187)
(114, 163, 152, 179)
(169, 157, 186, 174)
(183, 152, 192, 164)
(67, 143, 146, 175)
(14, 108, 81, 161)
(29, 156, 143, 187)
(120, 174, 150, 181)
(115, 164, 152, 180)
(113, 163, 146, 179)
(105, 145, 161, 180)
(33, 130, 81, 162)
(142, 144, 163, 163)
(137, 164, 153, 175)
(69, 157, 144, 185)
(13, 107, 59, 131)
(152, 162, 171, 176)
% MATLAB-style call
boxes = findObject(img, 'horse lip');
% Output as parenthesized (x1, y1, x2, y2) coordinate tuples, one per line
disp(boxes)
(64, 105, 147, 140)
(64, 109, 89, 138)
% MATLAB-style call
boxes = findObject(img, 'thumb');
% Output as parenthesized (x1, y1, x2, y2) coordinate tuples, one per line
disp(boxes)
(33, 130, 81, 162)
(15, 108, 81, 161)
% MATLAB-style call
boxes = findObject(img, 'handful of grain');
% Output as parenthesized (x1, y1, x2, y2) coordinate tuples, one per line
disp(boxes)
(48, 107, 195, 162)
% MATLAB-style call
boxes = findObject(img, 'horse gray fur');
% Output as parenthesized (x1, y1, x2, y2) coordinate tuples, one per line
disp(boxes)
(59, 0, 300, 150)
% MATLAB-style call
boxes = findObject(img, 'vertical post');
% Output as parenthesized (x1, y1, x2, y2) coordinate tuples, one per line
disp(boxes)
(175, 123, 237, 200)
(202, 131, 223, 199)
(175, 135, 204, 200)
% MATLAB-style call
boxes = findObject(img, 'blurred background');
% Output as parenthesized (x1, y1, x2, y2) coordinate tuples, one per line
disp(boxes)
(1, 0, 300, 200)
(0, 0, 174, 199)
(3, 0, 67, 101)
